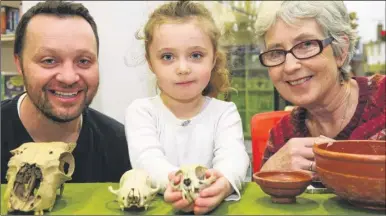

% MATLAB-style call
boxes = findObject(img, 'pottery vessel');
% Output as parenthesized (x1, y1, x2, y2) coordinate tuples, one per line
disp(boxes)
(313, 140, 386, 210)
(253, 171, 312, 204)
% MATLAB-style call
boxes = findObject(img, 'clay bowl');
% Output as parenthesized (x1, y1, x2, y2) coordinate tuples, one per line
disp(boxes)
(313, 140, 386, 210)
(253, 171, 312, 204)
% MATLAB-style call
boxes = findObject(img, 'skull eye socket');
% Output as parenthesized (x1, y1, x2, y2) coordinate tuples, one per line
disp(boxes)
(144, 196, 147, 200)
(63, 163, 69, 174)
(59, 152, 75, 176)
(195, 166, 207, 180)
(49, 151, 53, 154)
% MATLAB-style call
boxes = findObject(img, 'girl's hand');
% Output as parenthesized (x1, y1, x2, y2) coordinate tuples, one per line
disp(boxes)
(193, 169, 233, 215)
(164, 171, 194, 213)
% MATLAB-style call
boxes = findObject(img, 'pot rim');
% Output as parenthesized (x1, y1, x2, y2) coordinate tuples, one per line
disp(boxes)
(313, 140, 386, 162)
(253, 170, 312, 184)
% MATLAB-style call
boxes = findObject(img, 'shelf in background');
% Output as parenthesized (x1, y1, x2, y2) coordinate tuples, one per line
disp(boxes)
(1, 1, 21, 8)
(1, 34, 15, 42)
(1, 71, 19, 75)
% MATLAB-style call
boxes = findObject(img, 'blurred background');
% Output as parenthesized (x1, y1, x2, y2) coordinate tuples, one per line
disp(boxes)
(1, 0, 385, 140)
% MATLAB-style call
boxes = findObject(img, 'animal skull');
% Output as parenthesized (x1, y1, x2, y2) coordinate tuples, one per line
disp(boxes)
(3, 142, 76, 215)
(170, 165, 216, 203)
(108, 169, 160, 210)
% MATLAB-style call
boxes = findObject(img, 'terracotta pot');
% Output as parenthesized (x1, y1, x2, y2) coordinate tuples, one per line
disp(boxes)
(313, 140, 386, 210)
(253, 171, 312, 204)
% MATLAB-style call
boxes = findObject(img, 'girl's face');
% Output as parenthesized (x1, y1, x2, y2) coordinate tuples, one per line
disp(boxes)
(147, 19, 215, 102)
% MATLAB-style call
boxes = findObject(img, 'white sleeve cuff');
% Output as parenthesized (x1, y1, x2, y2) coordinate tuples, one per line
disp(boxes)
(222, 173, 243, 201)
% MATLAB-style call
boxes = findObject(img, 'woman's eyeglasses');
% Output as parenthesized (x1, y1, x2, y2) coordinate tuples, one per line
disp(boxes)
(259, 37, 334, 67)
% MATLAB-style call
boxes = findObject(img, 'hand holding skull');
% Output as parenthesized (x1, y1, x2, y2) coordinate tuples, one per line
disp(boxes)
(193, 169, 233, 215)
(165, 165, 232, 215)
(164, 172, 194, 213)
(164, 165, 218, 213)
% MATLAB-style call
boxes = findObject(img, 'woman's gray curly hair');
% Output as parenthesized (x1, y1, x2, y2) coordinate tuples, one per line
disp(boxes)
(254, 1, 358, 81)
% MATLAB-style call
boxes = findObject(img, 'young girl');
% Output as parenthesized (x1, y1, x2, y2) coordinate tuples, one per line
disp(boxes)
(124, 1, 249, 214)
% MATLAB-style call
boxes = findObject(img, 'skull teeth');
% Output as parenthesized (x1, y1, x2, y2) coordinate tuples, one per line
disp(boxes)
(13, 164, 42, 204)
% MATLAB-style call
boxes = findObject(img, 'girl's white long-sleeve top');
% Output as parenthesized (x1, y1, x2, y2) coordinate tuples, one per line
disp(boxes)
(124, 95, 250, 201)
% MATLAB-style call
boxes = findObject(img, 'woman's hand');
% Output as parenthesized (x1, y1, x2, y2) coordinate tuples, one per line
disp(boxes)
(261, 136, 335, 176)
(164, 171, 194, 213)
(193, 169, 233, 215)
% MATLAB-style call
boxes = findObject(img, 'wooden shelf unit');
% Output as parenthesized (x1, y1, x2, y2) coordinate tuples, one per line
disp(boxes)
(1, 1, 22, 100)
(1, 1, 21, 8)
(1, 33, 15, 42)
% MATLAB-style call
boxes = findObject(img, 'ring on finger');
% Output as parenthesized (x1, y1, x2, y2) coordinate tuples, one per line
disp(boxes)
(309, 161, 314, 172)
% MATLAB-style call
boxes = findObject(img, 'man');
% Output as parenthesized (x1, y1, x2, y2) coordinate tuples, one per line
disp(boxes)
(1, 1, 131, 183)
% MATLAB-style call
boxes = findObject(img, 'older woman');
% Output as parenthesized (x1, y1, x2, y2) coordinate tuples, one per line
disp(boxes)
(254, 1, 385, 175)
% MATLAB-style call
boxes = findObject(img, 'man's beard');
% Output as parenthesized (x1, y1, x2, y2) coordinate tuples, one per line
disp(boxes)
(34, 91, 88, 123)
(23, 76, 96, 123)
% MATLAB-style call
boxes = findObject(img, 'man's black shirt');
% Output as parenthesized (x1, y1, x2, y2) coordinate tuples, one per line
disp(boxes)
(1, 93, 131, 183)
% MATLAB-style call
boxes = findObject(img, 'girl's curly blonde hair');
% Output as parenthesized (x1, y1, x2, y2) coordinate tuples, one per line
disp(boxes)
(137, 1, 231, 97)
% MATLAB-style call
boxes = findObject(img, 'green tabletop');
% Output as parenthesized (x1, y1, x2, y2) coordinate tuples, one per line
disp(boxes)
(1, 182, 383, 215)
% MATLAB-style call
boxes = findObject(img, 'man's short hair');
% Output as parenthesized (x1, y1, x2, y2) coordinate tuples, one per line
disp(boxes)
(14, 0, 99, 58)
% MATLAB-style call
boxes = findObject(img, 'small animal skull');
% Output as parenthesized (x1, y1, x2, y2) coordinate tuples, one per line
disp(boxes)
(108, 169, 160, 210)
(3, 142, 76, 215)
(170, 165, 216, 203)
